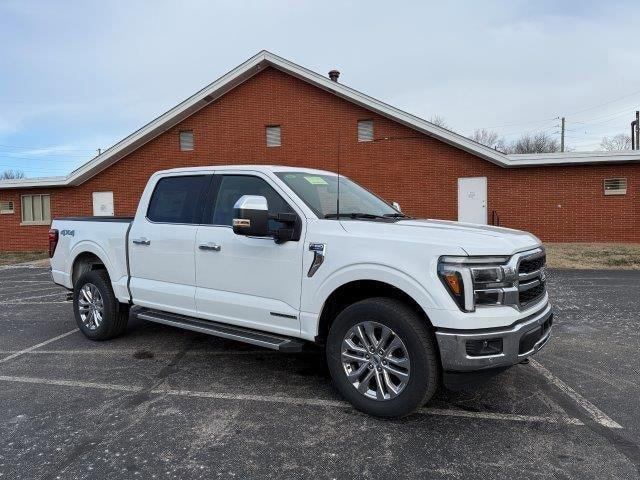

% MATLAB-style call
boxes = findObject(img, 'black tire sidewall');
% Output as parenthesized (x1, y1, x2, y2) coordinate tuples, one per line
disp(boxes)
(73, 270, 118, 340)
(326, 299, 438, 418)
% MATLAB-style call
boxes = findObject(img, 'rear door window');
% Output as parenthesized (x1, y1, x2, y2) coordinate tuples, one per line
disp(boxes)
(147, 175, 210, 224)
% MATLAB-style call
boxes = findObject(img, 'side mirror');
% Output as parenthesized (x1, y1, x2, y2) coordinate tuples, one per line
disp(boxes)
(233, 195, 270, 237)
(392, 201, 402, 212)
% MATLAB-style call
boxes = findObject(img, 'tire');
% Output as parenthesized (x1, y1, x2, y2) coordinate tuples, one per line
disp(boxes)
(73, 270, 130, 341)
(326, 297, 440, 418)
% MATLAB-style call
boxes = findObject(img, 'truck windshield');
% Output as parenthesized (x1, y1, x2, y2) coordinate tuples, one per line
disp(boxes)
(275, 172, 401, 219)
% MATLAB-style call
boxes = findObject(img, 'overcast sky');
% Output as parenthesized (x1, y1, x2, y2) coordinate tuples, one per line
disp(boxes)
(1, 0, 639, 177)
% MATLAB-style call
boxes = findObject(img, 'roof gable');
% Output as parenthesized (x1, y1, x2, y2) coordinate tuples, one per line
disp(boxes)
(2, 50, 640, 189)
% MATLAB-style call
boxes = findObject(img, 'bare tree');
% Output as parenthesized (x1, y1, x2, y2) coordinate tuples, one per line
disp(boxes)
(470, 128, 506, 151)
(600, 133, 632, 151)
(429, 115, 449, 129)
(507, 132, 560, 154)
(1, 169, 26, 180)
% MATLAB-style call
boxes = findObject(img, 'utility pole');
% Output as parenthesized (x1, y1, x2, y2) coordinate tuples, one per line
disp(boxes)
(560, 117, 565, 152)
(636, 111, 639, 150)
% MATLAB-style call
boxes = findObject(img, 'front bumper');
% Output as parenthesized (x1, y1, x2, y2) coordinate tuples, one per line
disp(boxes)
(435, 302, 552, 372)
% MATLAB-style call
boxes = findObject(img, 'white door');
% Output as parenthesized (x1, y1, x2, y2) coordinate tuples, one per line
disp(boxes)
(128, 175, 211, 316)
(194, 173, 305, 337)
(92, 191, 114, 216)
(458, 177, 487, 224)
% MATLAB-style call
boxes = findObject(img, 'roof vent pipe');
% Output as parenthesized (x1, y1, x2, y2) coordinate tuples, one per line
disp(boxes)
(328, 70, 340, 82)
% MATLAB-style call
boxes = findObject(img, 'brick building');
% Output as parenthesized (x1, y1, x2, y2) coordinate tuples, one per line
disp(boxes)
(1, 51, 639, 252)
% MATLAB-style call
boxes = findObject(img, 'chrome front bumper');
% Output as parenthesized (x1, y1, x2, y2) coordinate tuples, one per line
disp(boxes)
(435, 303, 553, 372)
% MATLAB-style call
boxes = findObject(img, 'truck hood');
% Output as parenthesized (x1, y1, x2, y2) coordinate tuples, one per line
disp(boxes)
(340, 218, 541, 256)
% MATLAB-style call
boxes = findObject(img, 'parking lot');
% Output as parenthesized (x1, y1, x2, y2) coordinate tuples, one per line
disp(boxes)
(0, 266, 639, 479)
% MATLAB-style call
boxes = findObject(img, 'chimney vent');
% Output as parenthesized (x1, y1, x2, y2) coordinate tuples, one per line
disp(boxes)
(328, 70, 340, 82)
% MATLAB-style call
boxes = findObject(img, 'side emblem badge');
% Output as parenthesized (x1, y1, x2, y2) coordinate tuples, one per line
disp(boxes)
(307, 243, 326, 278)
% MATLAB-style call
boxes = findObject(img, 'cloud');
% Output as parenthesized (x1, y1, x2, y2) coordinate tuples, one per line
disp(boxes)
(0, 0, 638, 175)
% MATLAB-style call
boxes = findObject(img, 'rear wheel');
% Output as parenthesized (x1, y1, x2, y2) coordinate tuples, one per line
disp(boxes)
(73, 270, 129, 340)
(326, 297, 440, 418)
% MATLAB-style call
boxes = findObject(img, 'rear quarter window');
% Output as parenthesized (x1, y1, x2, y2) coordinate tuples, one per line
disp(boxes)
(147, 175, 210, 224)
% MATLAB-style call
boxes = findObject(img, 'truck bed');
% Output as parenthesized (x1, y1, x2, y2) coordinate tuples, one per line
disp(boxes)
(50, 216, 133, 302)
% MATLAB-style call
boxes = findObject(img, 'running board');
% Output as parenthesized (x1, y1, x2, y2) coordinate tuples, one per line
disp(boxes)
(132, 307, 305, 353)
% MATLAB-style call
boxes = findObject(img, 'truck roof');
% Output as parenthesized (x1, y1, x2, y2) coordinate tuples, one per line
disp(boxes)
(153, 165, 339, 177)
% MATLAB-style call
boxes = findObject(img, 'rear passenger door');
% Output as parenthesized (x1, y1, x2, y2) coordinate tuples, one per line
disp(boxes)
(194, 172, 305, 337)
(128, 174, 211, 316)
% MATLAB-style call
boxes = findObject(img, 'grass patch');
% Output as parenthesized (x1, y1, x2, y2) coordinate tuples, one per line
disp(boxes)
(0, 251, 49, 266)
(545, 243, 640, 269)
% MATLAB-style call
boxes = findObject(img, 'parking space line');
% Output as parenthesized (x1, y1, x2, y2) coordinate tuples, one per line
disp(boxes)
(0, 286, 63, 297)
(0, 291, 67, 304)
(0, 374, 585, 426)
(0, 329, 78, 365)
(530, 359, 623, 429)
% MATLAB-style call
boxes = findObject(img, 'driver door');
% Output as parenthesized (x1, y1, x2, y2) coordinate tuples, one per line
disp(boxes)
(194, 172, 306, 337)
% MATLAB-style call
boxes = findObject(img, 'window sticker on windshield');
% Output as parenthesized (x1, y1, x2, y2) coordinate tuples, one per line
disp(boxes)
(304, 176, 328, 185)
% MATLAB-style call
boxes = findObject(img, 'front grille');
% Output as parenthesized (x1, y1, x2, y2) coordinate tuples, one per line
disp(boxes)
(519, 254, 546, 274)
(517, 251, 547, 308)
(519, 281, 545, 305)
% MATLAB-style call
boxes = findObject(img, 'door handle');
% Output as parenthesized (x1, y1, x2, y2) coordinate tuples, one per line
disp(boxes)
(132, 237, 151, 246)
(199, 242, 221, 252)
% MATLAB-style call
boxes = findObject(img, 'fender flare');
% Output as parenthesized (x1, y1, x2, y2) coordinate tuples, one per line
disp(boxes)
(312, 262, 441, 318)
(68, 240, 116, 285)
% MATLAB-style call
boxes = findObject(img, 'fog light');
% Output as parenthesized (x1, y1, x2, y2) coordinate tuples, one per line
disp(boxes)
(466, 338, 503, 356)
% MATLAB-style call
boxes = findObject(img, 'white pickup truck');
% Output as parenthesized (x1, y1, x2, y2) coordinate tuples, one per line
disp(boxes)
(50, 165, 552, 417)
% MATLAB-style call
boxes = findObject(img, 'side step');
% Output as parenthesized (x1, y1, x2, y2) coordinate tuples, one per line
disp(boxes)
(132, 307, 305, 353)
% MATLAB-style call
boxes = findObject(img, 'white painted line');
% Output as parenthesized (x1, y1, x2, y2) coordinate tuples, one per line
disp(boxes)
(530, 359, 623, 429)
(0, 329, 78, 365)
(0, 374, 585, 426)
(421, 407, 584, 426)
(0, 349, 289, 356)
(0, 286, 62, 297)
(0, 301, 70, 305)
(0, 291, 67, 304)
(0, 280, 54, 284)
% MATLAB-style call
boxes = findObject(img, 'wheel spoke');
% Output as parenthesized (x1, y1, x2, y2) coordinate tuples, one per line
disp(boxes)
(357, 369, 375, 394)
(386, 355, 409, 368)
(341, 351, 366, 363)
(372, 368, 386, 400)
(378, 326, 392, 349)
(363, 322, 378, 347)
(355, 326, 372, 349)
(382, 370, 400, 397)
(346, 362, 369, 382)
(344, 338, 367, 355)
(382, 363, 409, 380)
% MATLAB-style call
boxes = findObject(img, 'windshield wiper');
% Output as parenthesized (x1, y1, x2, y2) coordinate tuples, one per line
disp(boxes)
(383, 213, 411, 218)
(324, 212, 387, 220)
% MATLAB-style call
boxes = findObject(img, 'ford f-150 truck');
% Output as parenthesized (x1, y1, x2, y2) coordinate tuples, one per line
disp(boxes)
(49, 165, 552, 417)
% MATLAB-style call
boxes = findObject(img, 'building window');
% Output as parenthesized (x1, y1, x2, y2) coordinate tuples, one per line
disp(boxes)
(0, 200, 14, 214)
(179, 130, 194, 151)
(358, 120, 374, 142)
(604, 178, 627, 196)
(266, 126, 281, 147)
(21, 194, 51, 225)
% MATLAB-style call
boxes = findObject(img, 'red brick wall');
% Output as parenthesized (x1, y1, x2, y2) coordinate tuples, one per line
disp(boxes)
(1, 67, 638, 252)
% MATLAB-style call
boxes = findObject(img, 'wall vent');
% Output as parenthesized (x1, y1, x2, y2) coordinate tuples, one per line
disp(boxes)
(266, 126, 281, 147)
(358, 120, 374, 142)
(604, 178, 627, 195)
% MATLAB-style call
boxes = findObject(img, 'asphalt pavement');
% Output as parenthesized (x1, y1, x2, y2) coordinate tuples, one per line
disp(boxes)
(0, 265, 638, 479)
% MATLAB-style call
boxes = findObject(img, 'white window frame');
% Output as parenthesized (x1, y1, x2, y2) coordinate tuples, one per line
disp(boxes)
(21, 194, 51, 225)
(603, 178, 627, 196)
(266, 125, 282, 147)
(179, 130, 194, 151)
(0, 200, 14, 214)
(357, 119, 374, 142)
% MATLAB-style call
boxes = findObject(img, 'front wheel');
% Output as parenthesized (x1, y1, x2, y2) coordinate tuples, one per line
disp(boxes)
(73, 270, 129, 340)
(326, 297, 440, 418)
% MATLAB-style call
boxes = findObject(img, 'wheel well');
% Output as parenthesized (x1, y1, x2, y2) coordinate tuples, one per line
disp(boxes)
(72, 252, 107, 286)
(316, 280, 432, 344)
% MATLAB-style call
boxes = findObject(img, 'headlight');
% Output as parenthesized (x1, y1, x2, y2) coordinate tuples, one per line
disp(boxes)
(438, 256, 518, 312)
